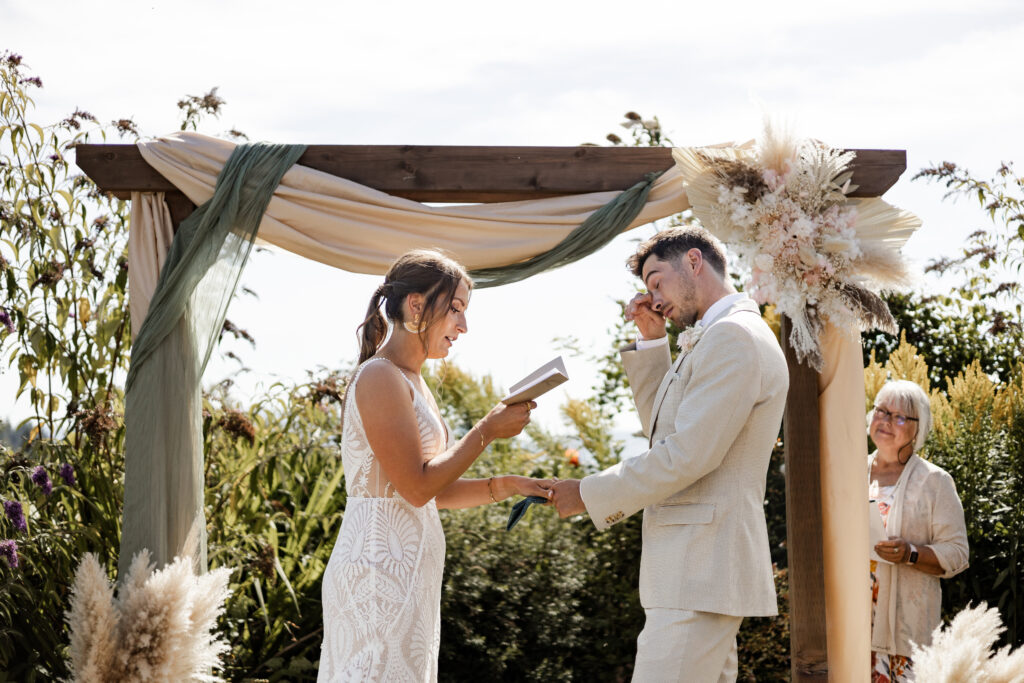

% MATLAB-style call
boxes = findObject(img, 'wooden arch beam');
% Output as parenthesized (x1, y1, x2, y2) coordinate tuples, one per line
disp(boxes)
(76, 144, 906, 202)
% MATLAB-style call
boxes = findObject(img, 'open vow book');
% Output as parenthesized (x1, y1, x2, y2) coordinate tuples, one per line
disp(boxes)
(502, 357, 568, 405)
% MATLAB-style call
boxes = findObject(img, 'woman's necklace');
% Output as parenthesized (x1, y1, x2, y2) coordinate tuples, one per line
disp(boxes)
(872, 455, 905, 487)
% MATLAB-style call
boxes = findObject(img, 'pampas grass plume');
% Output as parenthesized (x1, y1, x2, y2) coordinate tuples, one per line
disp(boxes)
(64, 521, 233, 682)
(758, 119, 796, 175)
(181, 570, 233, 681)
(66, 553, 119, 683)
(912, 602, 1024, 683)
(111, 551, 195, 682)
(985, 644, 1024, 683)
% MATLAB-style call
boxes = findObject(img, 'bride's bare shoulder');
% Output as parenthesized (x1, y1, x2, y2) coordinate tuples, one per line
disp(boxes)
(354, 359, 414, 407)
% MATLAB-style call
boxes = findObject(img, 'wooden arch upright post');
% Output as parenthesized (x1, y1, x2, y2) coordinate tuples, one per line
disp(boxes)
(782, 318, 829, 681)
(77, 142, 907, 680)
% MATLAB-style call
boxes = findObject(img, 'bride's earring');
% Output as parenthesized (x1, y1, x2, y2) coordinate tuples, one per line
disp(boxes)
(403, 313, 421, 334)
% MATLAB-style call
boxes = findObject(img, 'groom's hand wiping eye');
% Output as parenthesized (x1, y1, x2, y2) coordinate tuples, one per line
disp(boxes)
(625, 292, 667, 340)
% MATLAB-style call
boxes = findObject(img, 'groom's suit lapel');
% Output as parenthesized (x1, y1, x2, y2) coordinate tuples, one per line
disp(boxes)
(647, 352, 687, 446)
(647, 298, 760, 445)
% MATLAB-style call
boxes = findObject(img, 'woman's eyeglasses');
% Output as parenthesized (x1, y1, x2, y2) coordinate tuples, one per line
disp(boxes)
(872, 406, 919, 427)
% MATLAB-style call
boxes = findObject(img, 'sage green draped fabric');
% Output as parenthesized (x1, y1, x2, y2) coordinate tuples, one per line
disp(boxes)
(119, 143, 306, 577)
(468, 171, 664, 287)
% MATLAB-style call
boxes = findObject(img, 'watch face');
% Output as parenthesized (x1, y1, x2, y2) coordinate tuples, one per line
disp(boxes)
(909, 550, 919, 564)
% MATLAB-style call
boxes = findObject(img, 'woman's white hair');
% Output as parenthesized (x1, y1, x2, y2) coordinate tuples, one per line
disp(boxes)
(873, 379, 932, 454)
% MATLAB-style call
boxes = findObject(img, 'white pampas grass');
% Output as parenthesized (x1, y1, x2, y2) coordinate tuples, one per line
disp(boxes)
(911, 602, 1024, 683)
(757, 119, 797, 176)
(66, 553, 119, 682)
(65, 525, 232, 683)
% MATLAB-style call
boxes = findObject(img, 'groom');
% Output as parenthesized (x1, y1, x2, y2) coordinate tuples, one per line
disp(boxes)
(549, 227, 789, 682)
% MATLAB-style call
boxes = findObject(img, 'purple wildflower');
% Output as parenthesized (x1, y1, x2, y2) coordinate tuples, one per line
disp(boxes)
(31, 466, 52, 496)
(0, 540, 17, 568)
(3, 501, 26, 532)
(58, 463, 75, 487)
(0, 308, 13, 335)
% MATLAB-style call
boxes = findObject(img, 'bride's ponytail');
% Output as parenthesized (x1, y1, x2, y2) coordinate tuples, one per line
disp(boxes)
(357, 283, 390, 364)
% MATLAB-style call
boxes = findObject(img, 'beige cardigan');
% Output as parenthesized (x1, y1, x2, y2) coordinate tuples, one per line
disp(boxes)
(869, 453, 969, 656)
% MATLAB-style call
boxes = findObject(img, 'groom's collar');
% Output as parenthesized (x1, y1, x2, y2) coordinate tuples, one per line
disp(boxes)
(698, 292, 750, 328)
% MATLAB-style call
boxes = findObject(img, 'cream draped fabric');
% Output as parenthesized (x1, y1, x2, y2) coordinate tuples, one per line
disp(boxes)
(133, 132, 690, 283)
(127, 192, 175, 340)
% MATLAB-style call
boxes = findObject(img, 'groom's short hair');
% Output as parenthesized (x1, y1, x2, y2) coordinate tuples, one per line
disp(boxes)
(627, 227, 728, 279)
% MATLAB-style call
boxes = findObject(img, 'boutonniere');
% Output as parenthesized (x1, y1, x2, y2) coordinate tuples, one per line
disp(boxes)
(676, 322, 705, 355)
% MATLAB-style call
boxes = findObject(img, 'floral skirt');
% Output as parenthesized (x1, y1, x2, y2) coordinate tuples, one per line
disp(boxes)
(870, 558, 913, 682)
(871, 650, 912, 682)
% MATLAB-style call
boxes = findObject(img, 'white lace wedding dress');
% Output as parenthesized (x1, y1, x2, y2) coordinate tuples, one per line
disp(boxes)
(319, 358, 451, 682)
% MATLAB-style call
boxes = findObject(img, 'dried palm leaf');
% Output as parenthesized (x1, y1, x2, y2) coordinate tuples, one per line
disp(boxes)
(837, 283, 897, 333)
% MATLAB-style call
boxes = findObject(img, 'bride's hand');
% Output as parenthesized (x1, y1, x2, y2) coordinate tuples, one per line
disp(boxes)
(478, 400, 536, 441)
(497, 475, 553, 501)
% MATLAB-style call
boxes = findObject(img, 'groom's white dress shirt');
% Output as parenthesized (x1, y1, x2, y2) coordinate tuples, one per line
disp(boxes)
(580, 293, 788, 618)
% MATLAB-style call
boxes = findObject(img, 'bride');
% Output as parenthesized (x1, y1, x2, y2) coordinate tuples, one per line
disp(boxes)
(318, 249, 550, 681)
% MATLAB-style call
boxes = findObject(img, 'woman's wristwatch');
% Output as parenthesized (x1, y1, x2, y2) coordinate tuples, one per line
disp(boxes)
(907, 544, 919, 565)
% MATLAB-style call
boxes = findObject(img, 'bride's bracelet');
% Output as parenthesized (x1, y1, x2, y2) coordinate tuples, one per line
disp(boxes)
(487, 476, 497, 503)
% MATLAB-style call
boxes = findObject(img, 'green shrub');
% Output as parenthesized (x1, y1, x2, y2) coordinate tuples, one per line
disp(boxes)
(203, 378, 347, 680)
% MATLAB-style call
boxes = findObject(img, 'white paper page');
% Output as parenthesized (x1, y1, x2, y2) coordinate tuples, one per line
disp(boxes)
(502, 356, 568, 404)
(869, 500, 891, 564)
(506, 357, 566, 395)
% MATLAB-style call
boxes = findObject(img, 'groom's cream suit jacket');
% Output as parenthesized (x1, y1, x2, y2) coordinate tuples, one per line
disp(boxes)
(580, 296, 788, 617)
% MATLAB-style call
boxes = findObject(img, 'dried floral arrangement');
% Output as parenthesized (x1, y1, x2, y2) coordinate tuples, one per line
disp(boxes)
(673, 125, 920, 369)
(65, 527, 232, 683)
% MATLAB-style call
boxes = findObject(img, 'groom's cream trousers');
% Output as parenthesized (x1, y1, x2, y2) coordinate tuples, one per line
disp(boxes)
(631, 608, 742, 683)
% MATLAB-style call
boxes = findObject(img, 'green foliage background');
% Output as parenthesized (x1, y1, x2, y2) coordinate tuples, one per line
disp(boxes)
(0, 60, 1021, 682)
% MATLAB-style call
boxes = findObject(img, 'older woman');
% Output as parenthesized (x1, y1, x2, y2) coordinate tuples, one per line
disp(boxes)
(868, 379, 969, 682)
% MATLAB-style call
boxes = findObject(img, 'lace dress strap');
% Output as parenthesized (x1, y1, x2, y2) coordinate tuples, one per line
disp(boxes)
(368, 357, 420, 393)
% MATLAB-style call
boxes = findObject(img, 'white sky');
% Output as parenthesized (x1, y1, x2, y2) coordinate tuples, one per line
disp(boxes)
(3, 0, 1023, 436)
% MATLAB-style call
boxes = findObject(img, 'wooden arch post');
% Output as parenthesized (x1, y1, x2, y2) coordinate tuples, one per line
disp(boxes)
(77, 142, 907, 680)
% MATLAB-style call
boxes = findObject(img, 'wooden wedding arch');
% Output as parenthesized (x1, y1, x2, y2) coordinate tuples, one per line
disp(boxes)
(78, 143, 909, 682)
